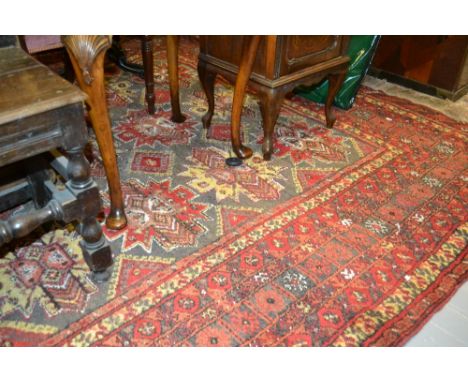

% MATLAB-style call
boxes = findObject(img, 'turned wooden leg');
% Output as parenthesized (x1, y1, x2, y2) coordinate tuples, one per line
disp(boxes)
(64, 145, 113, 281)
(62, 35, 127, 230)
(167, 35, 186, 123)
(80, 216, 112, 282)
(231, 35, 261, 160)
(325, 69, 347, 129)
(141, 35, 155, 115)
(259, 89, 285, 161)
(197, 60, 217, 129)
(0, 200, 63, 247)
(65, 148, 93, 191)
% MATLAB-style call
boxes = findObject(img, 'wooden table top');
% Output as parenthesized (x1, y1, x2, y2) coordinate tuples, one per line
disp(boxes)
(0, 46, 85, 125)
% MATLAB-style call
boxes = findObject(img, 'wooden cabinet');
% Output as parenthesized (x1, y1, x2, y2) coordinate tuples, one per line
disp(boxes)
(200, 36, 348, 80)
(198, 36, 350, 160)
(371, 36, 468, 100)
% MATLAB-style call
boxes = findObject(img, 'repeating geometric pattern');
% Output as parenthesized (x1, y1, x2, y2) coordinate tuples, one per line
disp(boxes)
(129, 151, 174, 176)
(102, 178, 209, 252)
(215, 205, 263, 236)
(179, 148, 287, 202)
(0, 37, 467, 347)
(114, 109, 197, 148)
(0, 228, 97, 319)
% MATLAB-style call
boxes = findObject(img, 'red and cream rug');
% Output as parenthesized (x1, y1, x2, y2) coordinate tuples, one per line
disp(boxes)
(0, 37, 466, 346)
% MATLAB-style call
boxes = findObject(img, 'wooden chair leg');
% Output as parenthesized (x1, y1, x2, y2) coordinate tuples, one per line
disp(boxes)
(62, 35, 127, 230)
(325, 69, 347, 129)
(166, 35, 186, 123)
(141, 35, 155, 115)
(231, 35, 261, 160)
(197, 60, 217, 129)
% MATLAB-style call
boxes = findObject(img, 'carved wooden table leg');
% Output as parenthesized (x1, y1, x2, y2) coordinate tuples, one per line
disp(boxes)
(141, 35, 155, 115)
(167, 36, 186, 123)
(231, 35, 261, 160)
(62, 35, 127, 230)
(198, 59, 218, 129)
(325, 69, 347, 129)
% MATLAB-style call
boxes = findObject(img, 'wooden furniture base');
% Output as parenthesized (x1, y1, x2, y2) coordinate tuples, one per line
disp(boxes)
(198, 36, 350, 160)
(0, 45, 113, 279)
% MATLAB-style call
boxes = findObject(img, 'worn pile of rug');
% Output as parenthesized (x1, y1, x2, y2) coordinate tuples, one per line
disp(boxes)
(0, 37, 466, 346)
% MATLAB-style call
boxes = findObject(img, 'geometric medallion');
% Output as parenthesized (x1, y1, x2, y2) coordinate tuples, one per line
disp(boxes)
(179, 147, 287, 202)
(130, 151, 173, 176)
(215, 205, 263, 236)
(0, 228, 97, 319)
(103, 179, 209, 253)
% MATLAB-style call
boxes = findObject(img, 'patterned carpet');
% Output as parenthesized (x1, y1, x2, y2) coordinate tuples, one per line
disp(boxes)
(0, 37, 467, 346)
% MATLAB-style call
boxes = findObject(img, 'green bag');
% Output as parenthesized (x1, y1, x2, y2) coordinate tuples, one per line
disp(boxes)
(295, 36, 380, 110)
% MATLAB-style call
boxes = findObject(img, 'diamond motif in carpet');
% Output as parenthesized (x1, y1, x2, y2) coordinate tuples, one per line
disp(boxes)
(129, 151, 174, 176)
(114, 109, 196, 148)
(1, 37, 467, 347)
(215, 205, 263, 236)
(179, 147, 287, 202)
(103, 179, 209, 252)
(106, 253, 175, 299)
(0, 228, 96, 319)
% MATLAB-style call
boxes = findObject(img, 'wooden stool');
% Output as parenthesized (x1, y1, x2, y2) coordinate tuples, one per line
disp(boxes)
(198, 36, 350, 160)
(0, 45, 113, 281)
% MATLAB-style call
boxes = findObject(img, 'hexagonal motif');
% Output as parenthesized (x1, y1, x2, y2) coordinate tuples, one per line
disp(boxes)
(276, 269, 315, 298)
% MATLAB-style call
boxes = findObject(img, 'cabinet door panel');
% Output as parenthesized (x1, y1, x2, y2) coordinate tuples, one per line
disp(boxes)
(199, 36, 267, 77)
(281, 36, 342, 74)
